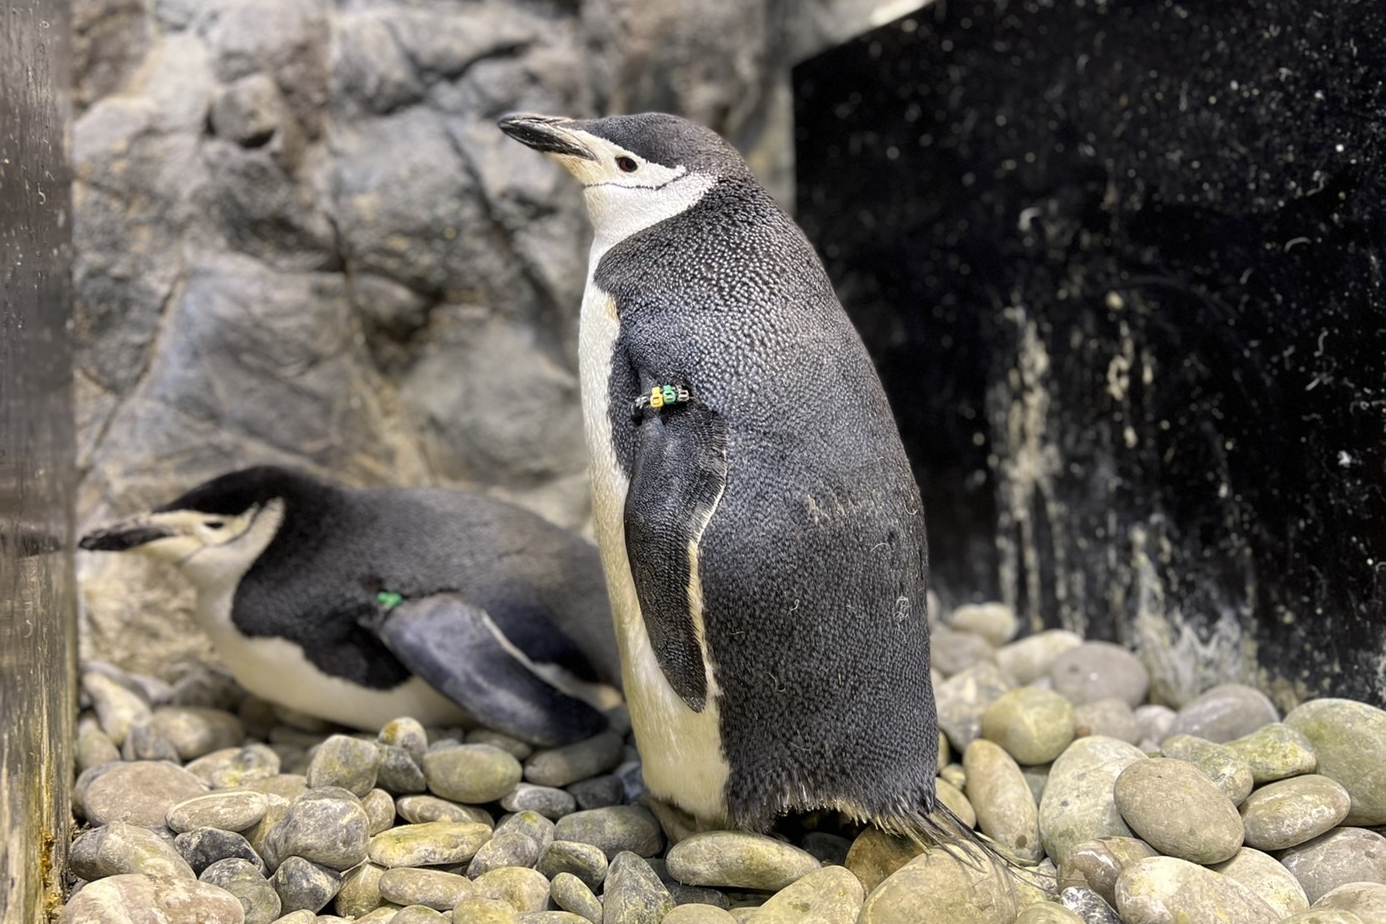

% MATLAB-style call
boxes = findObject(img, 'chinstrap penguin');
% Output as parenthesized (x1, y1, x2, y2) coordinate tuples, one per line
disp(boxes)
(499, 111, 957, 843)
(80, 465, 621, 744)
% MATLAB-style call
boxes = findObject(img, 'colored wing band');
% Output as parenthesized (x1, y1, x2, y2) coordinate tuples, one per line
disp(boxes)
(632, 384, 692, 417)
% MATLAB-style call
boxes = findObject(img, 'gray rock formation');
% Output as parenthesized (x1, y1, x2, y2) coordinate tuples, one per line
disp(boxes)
(73, 0, 889, 674)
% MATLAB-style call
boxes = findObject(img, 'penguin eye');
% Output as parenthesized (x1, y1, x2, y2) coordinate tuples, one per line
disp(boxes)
(204, 520, 225, 530)
(615, 156, 638, 173)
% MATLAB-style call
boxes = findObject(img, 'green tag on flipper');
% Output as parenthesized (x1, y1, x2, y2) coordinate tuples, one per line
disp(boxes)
(376, 591, 403, 610)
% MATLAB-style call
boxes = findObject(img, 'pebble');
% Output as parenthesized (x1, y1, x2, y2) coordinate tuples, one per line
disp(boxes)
(567, 775, 624, 810)
(123, 717, 182, 762)
(1157, 734, 1254, 804)
(369, 821, 493, 868)
(1211, 847, 1310, 919)
(270, 855, 343, 913)
(550, 870, 604, 922)
(59, 873, 245, 924)
(1112, 757, 1244, 864)
(749, 864, 864, 923)
(397, 793, 494, 826)
(452, 896, 523, 922)
(1278, 827, 1386, 903)
(80, 760, 209, 826)
(931, 624, 1000, 677)
(981, 686, 1077, 766)
(1284, 698, 1386, 825)
(602, 851, 676, 924)
(201, 857, 282, 924)
(844, 828, 921, 893)
(1277, 912, 1365, 924)
(167, 789, 269, 833)
(69, 821, 196, 881)
(1049, 642, 1149, 708)
(175, 827, 265, 875)
(935, 662, 1013, 750)
(503, 782, 579, 819)
(661, 905, 738, 924)
(306, 734, 382, 796)
(1014, 904, 1085, 924)
(469, 832, 543, 877)
(82, 668, 154, 746)
(1113, 856, 1279, 924)
(538, 840, 610, 892)
(393, 906, 450, 923)
(1056, 836, 1158, 908)
(76, 721, 123, 773)
(375, 744, 427, 794)
(948, 602, 1020, 647)
(1038, 736, 1144, 864)
(363, 788, 398, 835)
(260, 787, 371, 871)
(379, 717, 429, 763)
(335, 861, 387, 916)
(185, 743, 282, 788)
(934, 776, 977, 828)
(1073, 699, 1141, 744)
(1224, 722, 1318, 784)
(150, 706, 247, 759)
(1059, 885, 1123, 924)
(552, 806, 663, 860)
(858, 846, 1017, 924)
(1313, 882, 1386, 921)
(1133, 704, 1176, 748)
(964, 738, 1043, 862)
(1238, 774, 1352, 850)
(379, 867, 473, 910)
(523, 912, 593, 924)
(996, 629, 1084, 685)
(665, 831, 820, 891)
(471, 866, 552, 913)
(423, 744, 523, 804)
(525, 730, 625, 788)
(270, 911, 318, 924)
(1167, 683, 1279, 743)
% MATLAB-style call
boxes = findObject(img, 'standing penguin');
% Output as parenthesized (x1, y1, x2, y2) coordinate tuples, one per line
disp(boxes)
(500, 113, 941, 835)
(80, 466, 622, 744)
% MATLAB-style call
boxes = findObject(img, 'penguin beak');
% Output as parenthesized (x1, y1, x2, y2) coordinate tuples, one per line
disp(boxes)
(498, 113, 597, 161)
(79, 516, 176, 552)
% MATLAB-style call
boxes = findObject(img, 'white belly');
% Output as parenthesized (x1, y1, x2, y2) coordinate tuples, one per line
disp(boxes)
(196, 589, 470, 731)
(579, 284, 731, 824)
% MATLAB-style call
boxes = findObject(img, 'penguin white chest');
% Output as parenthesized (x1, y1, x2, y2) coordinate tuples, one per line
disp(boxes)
(578, 280, 731, 824)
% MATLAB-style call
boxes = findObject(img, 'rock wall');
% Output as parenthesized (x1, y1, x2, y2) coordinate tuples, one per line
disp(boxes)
(72, 0, 890, 675)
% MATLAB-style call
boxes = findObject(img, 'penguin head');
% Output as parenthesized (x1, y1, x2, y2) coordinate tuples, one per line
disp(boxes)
(80, 467, 299, 589)
(499, 112, 752, 242)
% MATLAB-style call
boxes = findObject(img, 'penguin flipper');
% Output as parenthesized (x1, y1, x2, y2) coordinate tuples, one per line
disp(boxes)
(624, 400, 730, 713)
(371, 593, 609, 746)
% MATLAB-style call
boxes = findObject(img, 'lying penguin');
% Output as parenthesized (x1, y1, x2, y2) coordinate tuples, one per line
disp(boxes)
(80, 465, 622, 745)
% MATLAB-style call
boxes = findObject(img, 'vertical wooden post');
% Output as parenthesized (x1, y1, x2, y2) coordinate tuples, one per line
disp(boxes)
(0, 1, 76, 921)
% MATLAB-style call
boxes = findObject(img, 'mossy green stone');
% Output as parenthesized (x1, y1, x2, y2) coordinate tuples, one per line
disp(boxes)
(1284, 698, 1386, 824)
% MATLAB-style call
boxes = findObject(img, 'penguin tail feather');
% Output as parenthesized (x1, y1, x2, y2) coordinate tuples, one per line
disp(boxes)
(891, 802, 1057, 896)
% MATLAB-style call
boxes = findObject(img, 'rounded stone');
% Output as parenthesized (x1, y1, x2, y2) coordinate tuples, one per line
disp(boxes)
(76, 723, 122, 774)
(964, 738, 1043, 863)
(1239, 774, 1351, 850)
(392, 906, 451, 923)
(996, 629, 1084, 685)
(537, 839, 609, 892)
(175, 827, 265, 876)
(1314, 882, 1386, 921)
(1114, 856, 1279, 924)
(378, 867, 473, 910)
(500, 782, 577, 820)
(59, 873, 245, 924)
(1073, 699, 1141, 744)
(1049, 642, 1149, 708)
(602, 851, 676, 924)
(524, 730, 624, 788)
(1134, 704, 1177, 748)
(185, 744, 282, 789)
(931, 624, 999, 677)
(566, 775, 623, 811)
(1277, 912, 1366, 924)
(935, 776, 977, 828)
(362, 788, 397, 835)
(451, 896, 522, 923)
(1224, 722, 1318, 784)
(666, 831, 821, 891)
(948, 602, 1021, 647)
(336, 861, 387, 917)
(397, 794, 494, 827)
(1055, 836, 1158, 908)
(122, 718, 182, 763)
(1038, 736, 1145, 864)
(845, 828, 923, 893)
(661, 904, 738, 924)
(1157, 734, 1254, 804)
(379, 716, 429, 764)
(1113, 757, 1244, 864)
(306, 734, 382, 797)
(1168, 684, 1279, 744)
(270, 855, 342, 914)
(81, 760, 210, 826)
(1284, 698, 1386, 825)
(470, 866, 551, 913)
(1279, 827, 1386, 903)
(1211, 847, 1310, 919)
(424, 744, 523, 805)
(200, 857, 282, 924)
(980, 687, 1077, 766)
(859, 847, 1017, 924)
(465, 729, 534, 760)
(468, 832, 541, 877)
(150, 706, 247, 760)
(368, 821, 493, 868)
(1059, 885, 1123, 924)
(167, 789, 269, 833)
(261, 787, 371, 871)
(376, 744, 428, 795)
(552, 806, 663, 860)
(1014, 905, 1085, 924)
(69, 821, 196, 881)
(549, 870, 603, 922)
(751, 864, 864, 924)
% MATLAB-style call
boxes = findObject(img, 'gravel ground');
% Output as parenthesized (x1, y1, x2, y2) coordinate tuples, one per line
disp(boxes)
(61, 600, 1386, 924)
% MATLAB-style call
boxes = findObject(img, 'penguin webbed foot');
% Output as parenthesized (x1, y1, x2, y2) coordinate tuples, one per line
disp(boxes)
(369, 591, 609, 747)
